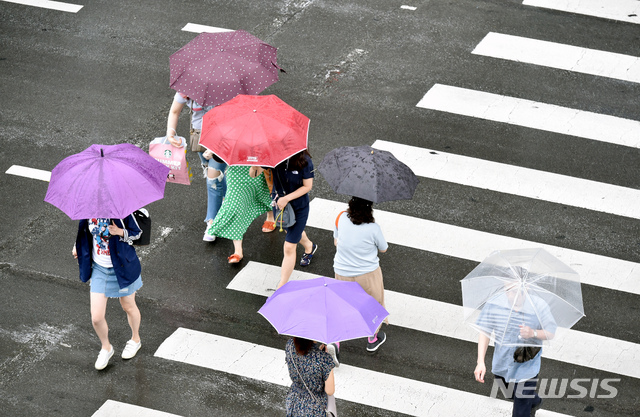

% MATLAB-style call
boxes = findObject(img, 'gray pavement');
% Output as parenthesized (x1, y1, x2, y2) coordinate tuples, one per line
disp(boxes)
(1, 0, 639, 416)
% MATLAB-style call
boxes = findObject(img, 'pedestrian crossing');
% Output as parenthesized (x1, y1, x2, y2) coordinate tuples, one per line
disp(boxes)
(371, 140, 640, 220)
(472, 32, 640, 84)
(307, 198, 640, 296)
(154, 328, 572, 417)
(8, 2, 638, 415)
(523, 0, 640, 25)
(227, 261, 640, 380)
(416, 84, 640, 149)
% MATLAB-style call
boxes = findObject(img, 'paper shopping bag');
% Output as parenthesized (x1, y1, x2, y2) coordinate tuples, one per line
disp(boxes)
(149, 136, 192, 185)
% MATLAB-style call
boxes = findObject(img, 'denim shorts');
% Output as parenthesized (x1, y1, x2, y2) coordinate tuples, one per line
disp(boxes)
(90, 263, 142, 298)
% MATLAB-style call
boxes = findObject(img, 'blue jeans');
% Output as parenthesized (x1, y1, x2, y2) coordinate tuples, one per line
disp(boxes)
(494, 374, 541, 417)
(198, 152, 227, 223)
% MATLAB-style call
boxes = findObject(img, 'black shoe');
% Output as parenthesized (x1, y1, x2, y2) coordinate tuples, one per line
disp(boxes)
(366, 331, 386, 352)
(531, 399, 543, 416)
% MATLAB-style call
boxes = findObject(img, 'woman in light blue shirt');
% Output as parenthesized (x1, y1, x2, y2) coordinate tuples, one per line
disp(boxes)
(333, 197, 388, 354)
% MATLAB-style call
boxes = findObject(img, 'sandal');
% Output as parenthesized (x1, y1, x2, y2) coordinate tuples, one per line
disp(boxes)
(262, 221, 276, 233)
(228, 254, 243, 264)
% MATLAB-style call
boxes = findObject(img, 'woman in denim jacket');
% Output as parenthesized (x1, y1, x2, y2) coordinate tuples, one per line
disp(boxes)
(73, 214, 144, 370)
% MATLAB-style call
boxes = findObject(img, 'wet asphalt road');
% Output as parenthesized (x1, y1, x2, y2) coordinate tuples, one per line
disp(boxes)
(1, 0, 640, 416)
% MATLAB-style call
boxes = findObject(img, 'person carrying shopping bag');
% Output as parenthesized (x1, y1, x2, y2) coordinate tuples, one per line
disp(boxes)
(166, 92, 226, 240)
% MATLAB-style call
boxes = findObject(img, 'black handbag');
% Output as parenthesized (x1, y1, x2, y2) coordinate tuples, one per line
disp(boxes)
(132, 209, 151, 246)
(513, 345, 541, 363)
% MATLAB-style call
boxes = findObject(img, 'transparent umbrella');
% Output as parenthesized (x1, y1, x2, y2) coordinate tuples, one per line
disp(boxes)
(461, 248, 585, 347)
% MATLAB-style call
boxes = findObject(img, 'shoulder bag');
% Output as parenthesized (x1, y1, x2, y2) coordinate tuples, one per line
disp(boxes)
(273, 168, 296, 230)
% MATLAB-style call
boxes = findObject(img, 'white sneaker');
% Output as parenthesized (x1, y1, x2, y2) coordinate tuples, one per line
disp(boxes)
(121, 340, 142, 360)
(203, 222, 216, 242)
(95, 345, 114, 370)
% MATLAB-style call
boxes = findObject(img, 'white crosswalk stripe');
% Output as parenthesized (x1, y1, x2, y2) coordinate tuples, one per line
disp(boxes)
(416, 84, 640, 148)
(155, 328, 574, 417)
(0, 0, 83, 12)
(181, 23, 234, 33)
(307, 198, 640, 296)
(371, 140, 640, 220)
(92, 400, 183, 417)
(472, 32, 640, 84)
(5, 165, 52, 182)
(523, 0, 640, 25)
(227, 261, 640, 380)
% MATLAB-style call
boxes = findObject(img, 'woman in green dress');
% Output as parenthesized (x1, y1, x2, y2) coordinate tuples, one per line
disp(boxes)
(205, 165, 274, 263)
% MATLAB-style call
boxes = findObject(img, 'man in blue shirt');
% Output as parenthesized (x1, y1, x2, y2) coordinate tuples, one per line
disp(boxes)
(473, 284, 557, 416)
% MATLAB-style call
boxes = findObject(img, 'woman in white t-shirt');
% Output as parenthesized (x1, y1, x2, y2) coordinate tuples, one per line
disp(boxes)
(333, 197, 389, 354)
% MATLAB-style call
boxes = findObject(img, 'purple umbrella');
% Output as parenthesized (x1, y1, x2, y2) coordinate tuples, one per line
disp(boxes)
(44, 143, 170, 220)
(258, 277, 389, 344)
(170, 30, 282, 107)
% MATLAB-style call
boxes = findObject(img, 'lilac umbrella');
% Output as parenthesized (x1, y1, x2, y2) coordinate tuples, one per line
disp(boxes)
(44, 143, 170, 220)
(258, 277, 389, 344)
(170, 30, 282, 107)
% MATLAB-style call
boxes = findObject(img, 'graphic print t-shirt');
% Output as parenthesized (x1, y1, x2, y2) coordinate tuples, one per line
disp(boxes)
(89, 218, 113, 268)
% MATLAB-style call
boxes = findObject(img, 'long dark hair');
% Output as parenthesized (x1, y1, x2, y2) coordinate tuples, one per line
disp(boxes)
(288, 149, 311, 171)
(347, 196, 374, 225)
(293, 337, 314, 356)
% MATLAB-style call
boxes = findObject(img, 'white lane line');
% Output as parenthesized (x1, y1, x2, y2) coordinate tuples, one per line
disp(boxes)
(372, 140, 640, 220)
(416, 84, 640, 149)
(92, 400, 182, 417)
(473, 32, 640, 84)
(155, 328, 573, 417)
(523, 0, 640, 25)
(1, 0, 82, 12)
(308, 198, 640, 296)
(181, 23, 234, 33)
(229, 261, 640, 380)
(6, 165, 51, 182)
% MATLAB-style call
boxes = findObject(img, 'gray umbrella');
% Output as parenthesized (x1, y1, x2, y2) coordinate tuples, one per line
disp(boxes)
(318, 145, 419, 203)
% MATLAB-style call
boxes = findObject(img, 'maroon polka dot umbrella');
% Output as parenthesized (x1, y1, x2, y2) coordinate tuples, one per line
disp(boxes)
(199, 94, 309, 167)
(170, 30, 283, 107)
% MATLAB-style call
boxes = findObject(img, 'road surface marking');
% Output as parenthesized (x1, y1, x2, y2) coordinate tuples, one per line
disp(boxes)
(6, 165, 51, 182)
(228, 261, 640, 380)
(401, 5, 417, 11)
(308, 198, 640, 296)
(1, 0, 82, 12)
(416, 84, 640, 148)
(371, 140, 640, 220)
(181, 23, 234, 33)
(473, 32, 640, 84)
(92, 400, 182, 417)
(523, 0, 640, 25)
(155, 328, 574, 417)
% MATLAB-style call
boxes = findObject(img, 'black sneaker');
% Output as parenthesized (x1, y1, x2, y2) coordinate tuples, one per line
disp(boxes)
(300, 243, 318, 266)
(366, 331, 386, 352)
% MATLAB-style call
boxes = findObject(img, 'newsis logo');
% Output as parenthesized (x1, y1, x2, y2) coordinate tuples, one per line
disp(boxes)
(491, 378, 621, 399)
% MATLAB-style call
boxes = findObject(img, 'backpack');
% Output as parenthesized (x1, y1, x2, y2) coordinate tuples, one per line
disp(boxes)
(133, 208, 151, 246)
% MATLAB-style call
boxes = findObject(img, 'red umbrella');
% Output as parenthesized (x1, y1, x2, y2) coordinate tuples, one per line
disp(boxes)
(170, 30, 282, 107)
(199, 94, 310, 167)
